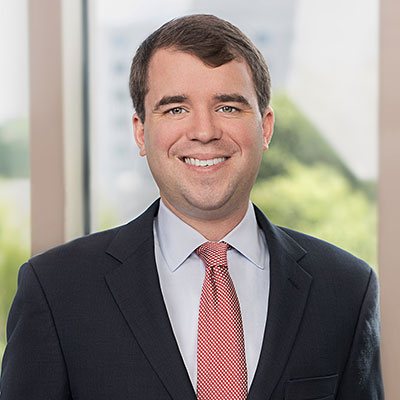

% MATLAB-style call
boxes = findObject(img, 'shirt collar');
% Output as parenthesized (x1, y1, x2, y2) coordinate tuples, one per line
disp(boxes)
(155, 201, 206, 272)
(223, 204, 266, 270)
(154, 200, 266, 272)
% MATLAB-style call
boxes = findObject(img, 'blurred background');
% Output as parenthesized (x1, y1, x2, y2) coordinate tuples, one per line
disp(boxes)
(2, 0, 396, 390)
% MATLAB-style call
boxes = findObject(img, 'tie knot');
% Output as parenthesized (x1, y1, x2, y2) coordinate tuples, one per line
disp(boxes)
(196, 241, 230, 268)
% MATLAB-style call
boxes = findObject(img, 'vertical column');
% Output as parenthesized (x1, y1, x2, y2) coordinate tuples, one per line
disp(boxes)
(379, 0, 400, 396)
(29, 0, 65, 254)
(29, 0, 84, 255)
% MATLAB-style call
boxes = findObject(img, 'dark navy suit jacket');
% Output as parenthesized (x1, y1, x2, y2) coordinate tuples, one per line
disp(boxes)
(0, 200, 384, 399)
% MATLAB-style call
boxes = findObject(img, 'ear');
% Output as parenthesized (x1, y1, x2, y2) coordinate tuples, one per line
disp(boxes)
(262, 106, 274, 151)
(133, 113, 146, 156)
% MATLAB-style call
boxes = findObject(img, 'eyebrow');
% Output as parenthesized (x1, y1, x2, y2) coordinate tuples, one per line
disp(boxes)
(153, 93, 251, 111)
(154, 95, 188, 111)
(214, 93, 250, 106)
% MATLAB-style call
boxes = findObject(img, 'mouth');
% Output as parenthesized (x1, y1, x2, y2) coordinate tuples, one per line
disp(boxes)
(183, 157, 227, 167)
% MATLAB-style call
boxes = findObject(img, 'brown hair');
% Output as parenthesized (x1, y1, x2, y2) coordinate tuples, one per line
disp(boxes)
(129, 14, 271, 122)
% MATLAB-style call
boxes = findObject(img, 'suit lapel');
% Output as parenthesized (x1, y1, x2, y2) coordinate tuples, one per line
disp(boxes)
(104, 200, 196, 400)
(248, 206, 312, 400)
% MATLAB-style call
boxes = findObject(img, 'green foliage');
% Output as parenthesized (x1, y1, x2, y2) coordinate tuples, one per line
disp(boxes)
(251, 162, 377, 268)
(0, 118, 29, 178)
(0, 117, 30, 364)
(99, 203, 119, 231)
(0, 181, 30, 363)
(258, 95, 357, 185)
(253, 94, 377, 270)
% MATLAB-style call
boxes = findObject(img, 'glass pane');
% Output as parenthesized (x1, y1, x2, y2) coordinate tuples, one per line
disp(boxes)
(0, 0, 30, 362)
(90, 0, 378, 268)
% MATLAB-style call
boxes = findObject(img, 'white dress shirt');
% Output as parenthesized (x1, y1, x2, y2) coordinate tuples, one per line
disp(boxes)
(153, 200, 270, 390)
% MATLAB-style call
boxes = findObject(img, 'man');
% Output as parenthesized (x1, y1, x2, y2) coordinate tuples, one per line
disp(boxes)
(1, 14, 383, 400)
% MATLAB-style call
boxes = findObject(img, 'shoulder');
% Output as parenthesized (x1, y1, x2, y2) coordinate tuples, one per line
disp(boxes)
(25, 226, 124, 292)
(279, 225, 372, 275)
(275, 225, 377, 308)
(27, 200, 160, 283)
(253, 204, 375, 294)
(30, 225, 120, 266)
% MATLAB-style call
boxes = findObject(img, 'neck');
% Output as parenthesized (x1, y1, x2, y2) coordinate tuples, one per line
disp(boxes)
(160, 198, 249, 241)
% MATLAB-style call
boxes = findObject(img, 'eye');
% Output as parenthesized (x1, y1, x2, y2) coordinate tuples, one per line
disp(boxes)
(168, 107, 187, 115)
(218, 105, 238, 113)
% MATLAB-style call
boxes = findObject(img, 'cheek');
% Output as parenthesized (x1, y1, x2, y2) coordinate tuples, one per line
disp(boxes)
(230, 121, 264, 151)
(145, 123, 182, 154)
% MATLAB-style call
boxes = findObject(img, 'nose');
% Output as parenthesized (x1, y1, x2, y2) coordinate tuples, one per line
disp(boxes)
(186, 109, 222, 143)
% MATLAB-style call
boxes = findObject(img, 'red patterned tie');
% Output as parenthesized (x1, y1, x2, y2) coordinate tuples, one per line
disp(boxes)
(195, 241, 248, 400)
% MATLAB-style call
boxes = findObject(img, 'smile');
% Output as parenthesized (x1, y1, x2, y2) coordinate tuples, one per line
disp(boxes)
(183, 157, 227, 167)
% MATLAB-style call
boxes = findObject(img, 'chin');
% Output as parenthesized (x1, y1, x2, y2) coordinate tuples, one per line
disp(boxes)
(183, 193, 237, 215)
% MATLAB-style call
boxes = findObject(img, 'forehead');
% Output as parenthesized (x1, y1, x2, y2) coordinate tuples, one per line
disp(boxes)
(145, 48, 257, 103)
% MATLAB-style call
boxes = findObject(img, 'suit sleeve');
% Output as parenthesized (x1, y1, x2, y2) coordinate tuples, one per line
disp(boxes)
(336, 269, 385, 399)
(0, 262, 71, 400)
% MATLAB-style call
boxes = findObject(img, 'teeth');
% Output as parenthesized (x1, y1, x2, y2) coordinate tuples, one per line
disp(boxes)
(184, 157, 227, 167)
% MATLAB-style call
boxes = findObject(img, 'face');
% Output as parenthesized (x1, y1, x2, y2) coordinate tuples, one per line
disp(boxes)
(133, 48, 274, 224)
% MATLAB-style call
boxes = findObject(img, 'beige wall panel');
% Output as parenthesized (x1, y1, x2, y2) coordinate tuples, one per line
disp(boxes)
(379, 0, 400, 397)
(29, 0, 84, 254)
(29, 0, 65, 255)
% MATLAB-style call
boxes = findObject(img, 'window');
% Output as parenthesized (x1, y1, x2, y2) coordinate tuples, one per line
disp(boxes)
(0, 0, 30, 361)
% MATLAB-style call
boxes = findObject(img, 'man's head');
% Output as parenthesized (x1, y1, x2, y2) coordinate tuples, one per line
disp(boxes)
(129, 14, 271, 122)
(131, 15, 274, 237)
